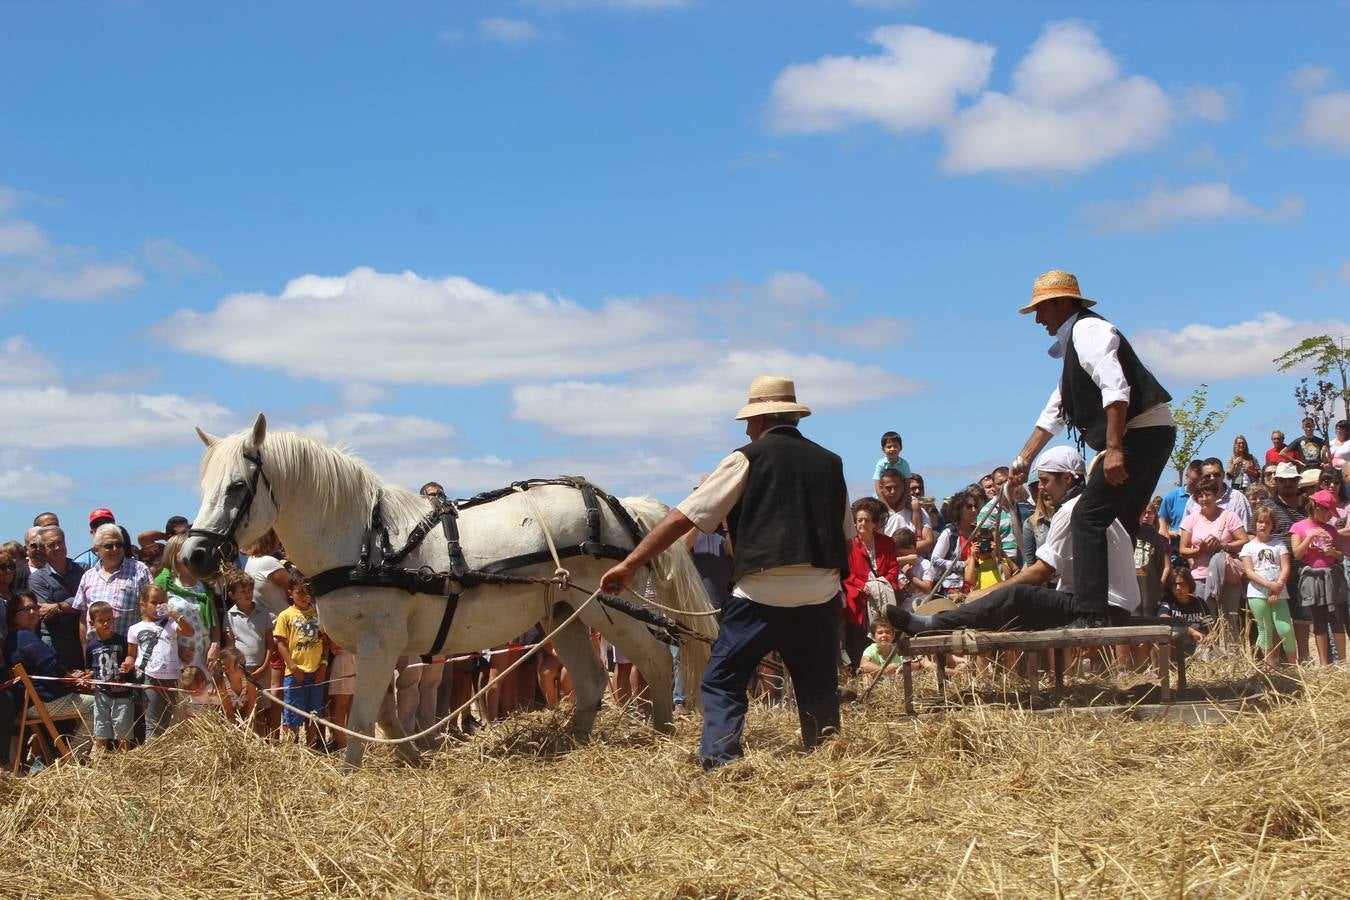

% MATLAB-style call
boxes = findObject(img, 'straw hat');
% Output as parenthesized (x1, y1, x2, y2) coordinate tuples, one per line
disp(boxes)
(1299, 468, 1322, 489)
(1019, 269, 1098, 314)
(734, 375, 812, 420)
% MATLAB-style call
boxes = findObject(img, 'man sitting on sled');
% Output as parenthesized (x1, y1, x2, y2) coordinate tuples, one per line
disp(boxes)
(886, 446, 1140, 635)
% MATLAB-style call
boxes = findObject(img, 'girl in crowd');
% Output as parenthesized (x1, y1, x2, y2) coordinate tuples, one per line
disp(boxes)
(1021, 483, 1057, 569)
(1227, 435, 1260, 492)
(1239, 507, 1293, 668)
(0, 546, 16, 614)
(843, 497, 899, 672)
(213, 646, 258, 725)
(154, 532, 219, 673)
(1291, 490, 1348, 666)
(964, 527, 1012, 591)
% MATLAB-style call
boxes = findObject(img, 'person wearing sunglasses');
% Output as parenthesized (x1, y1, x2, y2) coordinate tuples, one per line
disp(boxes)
(71, 524, 152, 660)
(4, 589, 95, 758)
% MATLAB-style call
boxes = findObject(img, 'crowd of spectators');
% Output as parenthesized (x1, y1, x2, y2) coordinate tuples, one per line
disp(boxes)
(3, 415, 1347, 770)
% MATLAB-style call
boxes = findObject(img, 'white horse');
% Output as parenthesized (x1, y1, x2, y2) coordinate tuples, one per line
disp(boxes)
(181, 414, 716, 767)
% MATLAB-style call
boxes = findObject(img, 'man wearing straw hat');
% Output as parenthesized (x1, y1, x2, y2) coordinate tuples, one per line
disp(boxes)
(601, 375, 851, 771)
(1007, 270, 1176, 627)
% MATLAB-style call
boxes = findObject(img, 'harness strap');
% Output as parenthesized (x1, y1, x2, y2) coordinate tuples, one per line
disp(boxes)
(440, 502, 468, 579)
(426, 594, 460, 659)
(475, 543, 634, 575)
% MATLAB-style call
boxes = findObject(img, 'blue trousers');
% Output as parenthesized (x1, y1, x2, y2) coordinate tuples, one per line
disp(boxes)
(699, 593, 840, 768)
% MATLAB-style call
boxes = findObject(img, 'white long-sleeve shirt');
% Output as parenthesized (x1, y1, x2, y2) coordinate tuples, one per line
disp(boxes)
(1035, 314, 1173, 436)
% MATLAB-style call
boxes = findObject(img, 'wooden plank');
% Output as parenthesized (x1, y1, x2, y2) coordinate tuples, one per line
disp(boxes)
(908, 626, 1173, 655)
(902, 660, 914, 716)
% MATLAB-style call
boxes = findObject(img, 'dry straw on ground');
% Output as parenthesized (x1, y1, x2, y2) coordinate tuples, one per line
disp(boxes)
(2, 659, 1347, 898)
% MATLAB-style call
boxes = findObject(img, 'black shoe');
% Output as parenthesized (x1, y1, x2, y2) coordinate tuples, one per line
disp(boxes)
(885, 604, 927, 635)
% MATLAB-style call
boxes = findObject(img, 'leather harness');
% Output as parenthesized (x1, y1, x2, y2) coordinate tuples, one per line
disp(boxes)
(305, 477, 647, 658)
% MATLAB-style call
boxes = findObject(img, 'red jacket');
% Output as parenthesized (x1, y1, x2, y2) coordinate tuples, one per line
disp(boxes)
(842, 533, 900, 626)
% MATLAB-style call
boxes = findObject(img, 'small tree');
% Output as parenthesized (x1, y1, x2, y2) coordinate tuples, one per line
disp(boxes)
(1294, 376, 1338, 439)
(1275, 334, 1350, 420)
(1170, 384, 1244, 485)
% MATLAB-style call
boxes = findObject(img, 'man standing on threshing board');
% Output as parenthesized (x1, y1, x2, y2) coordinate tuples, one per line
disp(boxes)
(1005, 270, 1176, 627)
(886, 446, 1141, 635)
(600, 376, 851, 771)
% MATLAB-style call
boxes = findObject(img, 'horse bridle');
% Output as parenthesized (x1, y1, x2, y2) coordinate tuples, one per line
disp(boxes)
(187, 448, 277, 573)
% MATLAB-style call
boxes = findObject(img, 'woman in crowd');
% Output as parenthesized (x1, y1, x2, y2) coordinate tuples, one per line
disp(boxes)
(5, 590, 95, 754)
(1020, 483, 1057, 568)
(1329, 420, 1350, 470)
(0, 546, 17, 615)
(932, 486, 985, 595)
(1227, 435, 1261, 493)
(842, 497, 900, 673)
(1178, 478, 1249, 628)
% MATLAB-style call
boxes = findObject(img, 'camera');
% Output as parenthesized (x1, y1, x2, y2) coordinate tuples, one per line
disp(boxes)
(978, 540, 993, 553)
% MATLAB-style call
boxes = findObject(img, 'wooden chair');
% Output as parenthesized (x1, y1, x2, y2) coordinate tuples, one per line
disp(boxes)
(10, 662, 84, 775)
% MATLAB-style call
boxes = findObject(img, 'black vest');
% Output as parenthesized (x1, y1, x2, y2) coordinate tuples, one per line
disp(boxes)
(1060, 309, 1171, 451)
(726, 427, 849, 586)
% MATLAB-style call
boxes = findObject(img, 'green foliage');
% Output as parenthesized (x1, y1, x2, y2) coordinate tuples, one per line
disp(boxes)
(1170, 384, 1244, 485)
(1275, 334, 1350, 419)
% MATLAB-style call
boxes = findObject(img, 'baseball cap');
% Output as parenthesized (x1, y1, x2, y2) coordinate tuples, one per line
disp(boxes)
(88, 507, 116, 525)
(1311, 490, 1338, 512)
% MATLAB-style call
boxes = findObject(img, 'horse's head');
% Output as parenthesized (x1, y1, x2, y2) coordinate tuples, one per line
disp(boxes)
(181, 413, 278, 580)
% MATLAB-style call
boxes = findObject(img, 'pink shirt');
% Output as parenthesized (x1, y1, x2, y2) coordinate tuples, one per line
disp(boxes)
(1180, 509, 1244, 579)
(1291, 519, 1338, 569)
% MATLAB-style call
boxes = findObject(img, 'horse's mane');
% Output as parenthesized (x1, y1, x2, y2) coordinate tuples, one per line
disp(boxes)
(200, 429, 428, 527)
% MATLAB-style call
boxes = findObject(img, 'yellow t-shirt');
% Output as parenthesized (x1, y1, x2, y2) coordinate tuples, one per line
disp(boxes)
(274, 606, 325, 673)
(974, 559, 1002, 590)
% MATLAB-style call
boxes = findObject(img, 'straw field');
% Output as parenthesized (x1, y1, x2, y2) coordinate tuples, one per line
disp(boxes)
(2, 659, 1347, 898)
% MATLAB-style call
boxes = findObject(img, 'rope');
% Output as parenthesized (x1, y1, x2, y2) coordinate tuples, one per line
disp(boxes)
(259, 586, 604, 747)
(513, 484, 571, 589)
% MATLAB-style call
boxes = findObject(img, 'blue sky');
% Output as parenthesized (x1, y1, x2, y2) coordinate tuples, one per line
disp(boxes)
(2, 1, 1348, 548)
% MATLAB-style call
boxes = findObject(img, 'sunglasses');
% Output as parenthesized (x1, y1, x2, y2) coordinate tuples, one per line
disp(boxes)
(0, 563, 15, 571)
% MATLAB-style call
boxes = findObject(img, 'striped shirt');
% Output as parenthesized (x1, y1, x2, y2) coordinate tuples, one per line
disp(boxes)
(72, 558, 153, 638)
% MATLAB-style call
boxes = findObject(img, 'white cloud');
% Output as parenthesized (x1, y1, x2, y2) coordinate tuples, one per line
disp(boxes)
(1083, 183, 1304, 233)
(283, 413, 457, 453)
(757, 271, 830, 306)
(1133, 313, 1350, 382)
(2, 261, 145, 301)
(1178, 85, 1233, 123)
(768, 25, 994, 134)
(479, 17, 545, 43)
(0, 335, 233, 452)
(510, 349, 925, 440)
(0, 186, 20, 215)
(0, 336, 62, 385)
(1338, 261, 1350, 282)
(337, 383, 394, 409)
(823, 316, 911, 351)
(769, 20, 1214, 175)
(943, 21, 1172, 173)
(0, 465, 79, 503)
(0, 220, 50, 256)
(0, 387, 231, 450)
(1288, 64, 1333, 94)
(1298, 91, 1350, 152)
(435, 28, 464, 44)
(152, 267, 709, 386)
(140, 238, 214, 274)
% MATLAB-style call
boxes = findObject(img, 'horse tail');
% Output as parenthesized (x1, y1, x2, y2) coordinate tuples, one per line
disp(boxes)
(621, 496, 719, 711)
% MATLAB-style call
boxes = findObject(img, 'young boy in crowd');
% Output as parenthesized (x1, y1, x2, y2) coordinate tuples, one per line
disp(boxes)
(891, 528, 936, 611)
(873, 431, 912, 500)
(84, 600, 135, 753)
(223, 569, 275, 687)
(126, 583, 195, 739)
(857, 617, 904, 676)
(274, 574, 329, 747)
